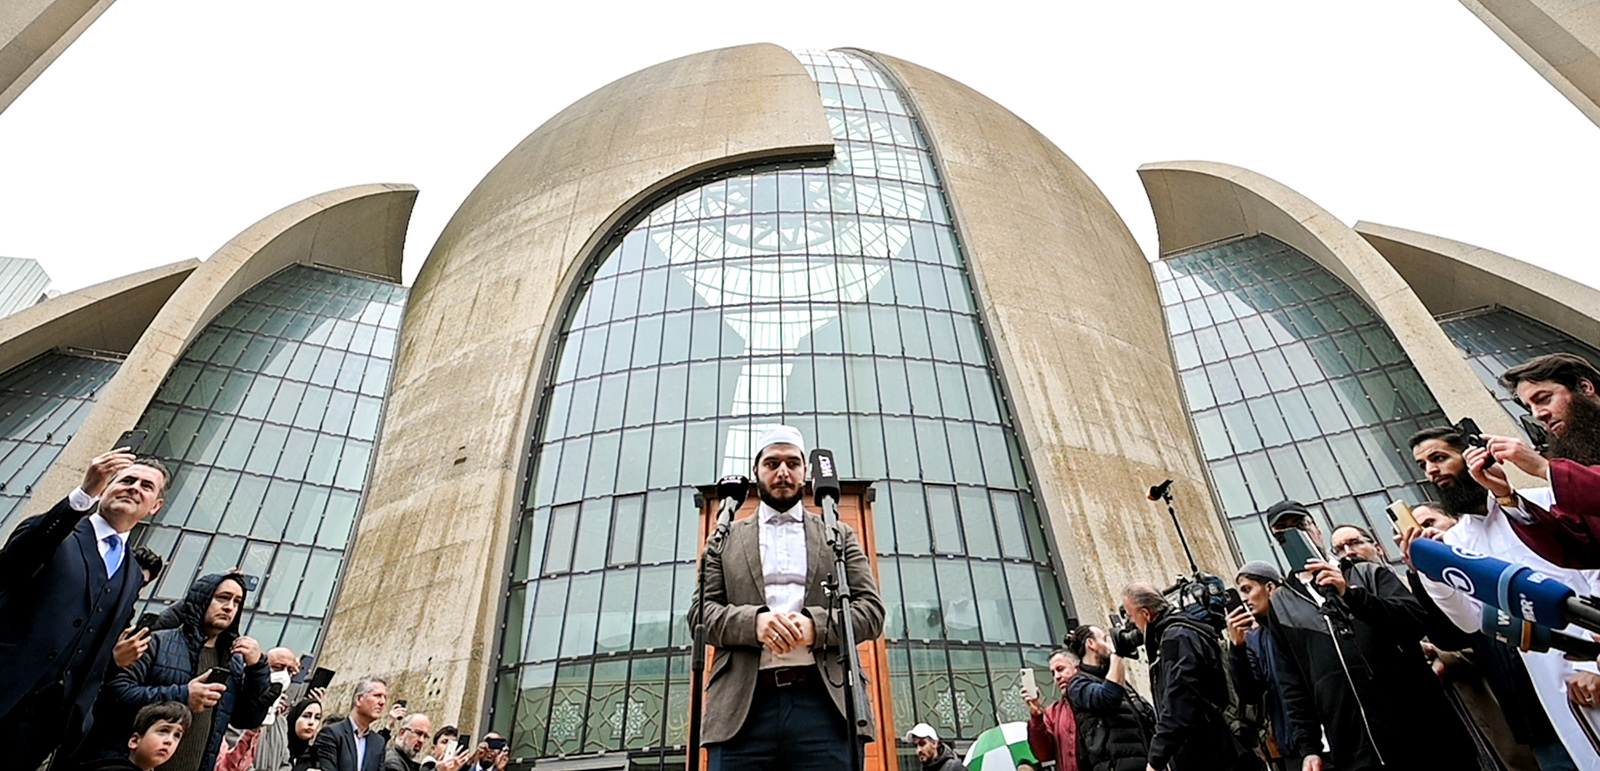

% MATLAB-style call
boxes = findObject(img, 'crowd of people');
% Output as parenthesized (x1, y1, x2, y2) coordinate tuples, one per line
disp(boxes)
(1019, 352, 1600, 771)
(0, 448, 518, 771)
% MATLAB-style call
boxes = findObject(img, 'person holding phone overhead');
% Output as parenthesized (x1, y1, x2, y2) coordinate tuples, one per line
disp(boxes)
(1263, 500, 1480, 771)
(0, 449, 169, 769)
(78, 571, 272, 771)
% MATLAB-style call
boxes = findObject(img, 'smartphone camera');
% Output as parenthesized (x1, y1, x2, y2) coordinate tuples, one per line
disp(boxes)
(1454, 417, 1496, 469)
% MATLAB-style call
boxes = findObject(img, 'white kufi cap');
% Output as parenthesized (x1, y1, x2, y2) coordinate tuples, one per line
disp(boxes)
(753, 424, 805, 461)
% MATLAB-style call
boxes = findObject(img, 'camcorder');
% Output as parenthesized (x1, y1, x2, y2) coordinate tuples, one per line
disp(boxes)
(1106, 571, 1231, 660)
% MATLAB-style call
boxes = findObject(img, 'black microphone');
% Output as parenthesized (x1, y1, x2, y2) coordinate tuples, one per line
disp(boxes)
(706, 475, 748, 556)
(809, 448, 841, 506)
(1483, 606, 1600, 661)
(1147, 479, 1174, 501)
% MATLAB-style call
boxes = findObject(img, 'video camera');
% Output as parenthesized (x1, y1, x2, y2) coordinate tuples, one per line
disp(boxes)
(1103, 480, 1232, 659)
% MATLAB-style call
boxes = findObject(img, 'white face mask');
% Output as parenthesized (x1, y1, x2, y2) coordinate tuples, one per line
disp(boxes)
(270, 669, 293, 688)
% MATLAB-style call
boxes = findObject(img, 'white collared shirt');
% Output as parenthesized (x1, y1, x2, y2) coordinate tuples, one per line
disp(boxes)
(758, 499, 814, 669)
(70, 487, 128, 575)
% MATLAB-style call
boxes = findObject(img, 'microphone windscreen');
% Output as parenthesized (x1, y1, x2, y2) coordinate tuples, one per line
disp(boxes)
(1412, 538, 1575, 629)
(809, 448, 841, 505)
(717, 475, 749, 507)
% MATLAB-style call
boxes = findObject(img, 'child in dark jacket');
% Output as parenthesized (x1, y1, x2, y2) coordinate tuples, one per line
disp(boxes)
(77, 700, 190, 771)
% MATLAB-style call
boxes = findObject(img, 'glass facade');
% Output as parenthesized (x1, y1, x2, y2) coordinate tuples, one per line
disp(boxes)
(128, 266, 406, 654)
(1158, 235, 1445, 568)
(491, 49, 1068, 765)
(0, 351, 120, 534)
(1439, 306, 1600, 435)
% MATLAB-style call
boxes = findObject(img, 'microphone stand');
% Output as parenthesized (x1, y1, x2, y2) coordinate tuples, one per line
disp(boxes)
(687, 480, 744, 771)
(815, 474, 871, 770)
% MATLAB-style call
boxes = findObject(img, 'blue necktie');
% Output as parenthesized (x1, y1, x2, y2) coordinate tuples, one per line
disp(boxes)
(104, 534, 123, 578)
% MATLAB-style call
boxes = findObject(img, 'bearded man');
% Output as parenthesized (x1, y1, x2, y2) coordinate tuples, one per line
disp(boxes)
(1404, 427, 1598, 770)
(687, 425, 884, 770)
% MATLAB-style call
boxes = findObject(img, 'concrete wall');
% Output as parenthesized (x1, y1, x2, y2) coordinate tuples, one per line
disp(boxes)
(1459, 0, 1600, 129)
(1138, 162, 1536, 486)
(1356, 221, 1600, 350)
(866, 51, 1235, 622)
(0, 0, 115, 115)
(317, 43, 834, 730)
(0, 258, 194, 374)
(27, 183, 415, 514)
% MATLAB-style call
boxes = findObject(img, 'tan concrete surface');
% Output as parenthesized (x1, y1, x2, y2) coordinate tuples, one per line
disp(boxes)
(0, 258, 195, 374)
(25, 183, 416, 518)
(1357, 221, 1600, 351)
(1138, 162, 1537, 488)
(0, 0, 115, 115)
(317, 44, 833, 731)
(864, 50, 1236, 625)
(1460, 0, 1600, 129)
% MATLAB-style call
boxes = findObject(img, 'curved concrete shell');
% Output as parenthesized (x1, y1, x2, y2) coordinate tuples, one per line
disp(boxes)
(1356, 221, 1600, 349)
(1137, 161, 1527, 457)
(866, 52, 1234, 614)
(27, 182, 416, 512)
(319, 44, 834, 724)
(0, 0, 116, 115)
(1459, 0, 1600, 129)
(0, 258, 195, 374)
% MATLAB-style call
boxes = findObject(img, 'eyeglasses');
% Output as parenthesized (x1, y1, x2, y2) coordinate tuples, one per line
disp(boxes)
(1331, 537, 1372, 556)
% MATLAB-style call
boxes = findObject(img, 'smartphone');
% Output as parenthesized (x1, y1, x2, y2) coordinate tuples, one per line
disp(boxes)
(1387, 500, 1420, 532)
(1455, 417, 1497, 468)
(137, 611, 160, 631)
(1019, 667, 1038, 698)
(204, 665, 230, 684)
(1225, 588, 1244, 613)
(457, 735, 471, 753)
(394, 699, 408, 710)
(293, 654, 316, 683)
(1521, 413, 1552, 450)
(308, 666, 335, 690)
(112, 429, 148, 453)
(486, 737, 506, 752)
(1275, 527, 1323, 570)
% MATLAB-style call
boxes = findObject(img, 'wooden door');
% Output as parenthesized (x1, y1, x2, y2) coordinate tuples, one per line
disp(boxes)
(693, 481, 894, 771)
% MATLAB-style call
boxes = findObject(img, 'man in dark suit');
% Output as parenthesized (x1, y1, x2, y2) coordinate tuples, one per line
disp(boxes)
(689, 425, 885, 770)
(315, 677, 389, 771)
(0, 449, 169, 769)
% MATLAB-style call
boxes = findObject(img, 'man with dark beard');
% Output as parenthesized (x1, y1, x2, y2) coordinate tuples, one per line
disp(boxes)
(1470, 353, 1600, 568)
(688, 425, 884, 770)
(1404, 427, 1597, 770)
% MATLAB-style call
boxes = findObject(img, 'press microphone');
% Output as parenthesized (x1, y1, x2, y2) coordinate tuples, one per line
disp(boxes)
(1482, 605, 1600, 661)
(1147, 479, 1174, 501)
(810, 448, 841, 507)
(706, 475, 748, 556)
(1411, 537, 1600, 634)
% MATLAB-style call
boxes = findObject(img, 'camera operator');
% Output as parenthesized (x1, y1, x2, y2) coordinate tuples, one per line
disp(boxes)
(1119, 582, 1260, 771)
(1476, 353, 1600, 568)
(1063, 625, 1154, 771)
(1267, 501, 1479, 770)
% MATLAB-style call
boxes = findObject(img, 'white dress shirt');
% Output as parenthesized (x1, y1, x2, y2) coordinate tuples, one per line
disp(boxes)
(70, 487, 128, 576)
(758, 499, 814, 669)
(1420, 489, 1600, 769)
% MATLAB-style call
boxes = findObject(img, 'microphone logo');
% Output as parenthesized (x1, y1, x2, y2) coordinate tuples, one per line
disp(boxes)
(1442, 567, 1475, 595)
(816, 454, 835, 481)
(1451, 546, 1488, 560)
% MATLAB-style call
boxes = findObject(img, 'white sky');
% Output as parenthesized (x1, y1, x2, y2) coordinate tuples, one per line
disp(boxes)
(0, 1, 1595, 295)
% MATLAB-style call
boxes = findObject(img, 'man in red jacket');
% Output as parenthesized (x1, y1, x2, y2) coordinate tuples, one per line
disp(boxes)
(1023, 649, 1080, 771)
(1471, 353, 1600, 569)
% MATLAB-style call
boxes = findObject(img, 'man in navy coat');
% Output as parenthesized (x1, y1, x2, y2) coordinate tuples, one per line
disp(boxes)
(0, 449, 169, 769)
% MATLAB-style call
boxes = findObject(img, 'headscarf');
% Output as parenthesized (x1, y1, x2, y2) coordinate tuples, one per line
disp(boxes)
(285, 697, 323, 757)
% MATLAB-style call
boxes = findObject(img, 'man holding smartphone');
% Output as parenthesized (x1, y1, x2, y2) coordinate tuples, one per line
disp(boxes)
(82, 571, 272, 771)
(1265, 501, 1479, 771)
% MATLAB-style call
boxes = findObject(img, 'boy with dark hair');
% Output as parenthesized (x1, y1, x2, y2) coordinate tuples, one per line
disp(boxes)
(78, 701, 190, 771)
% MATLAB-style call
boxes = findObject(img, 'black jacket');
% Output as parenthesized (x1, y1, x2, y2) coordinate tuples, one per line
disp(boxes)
(0, 498, 144, 753)
(94, 573, 271, 770)
(1268, 563, 1480, 770)
(1068, 662, 1153, 771)
(1145, 613, 1260, 771)
(920, 743, 966, 771)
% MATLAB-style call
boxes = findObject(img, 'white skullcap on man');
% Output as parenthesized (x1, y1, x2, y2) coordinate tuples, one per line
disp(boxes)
(753, 424, 805, 462)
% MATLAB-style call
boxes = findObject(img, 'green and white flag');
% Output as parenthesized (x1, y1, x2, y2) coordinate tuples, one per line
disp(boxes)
(961, 721, 1037, 771)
